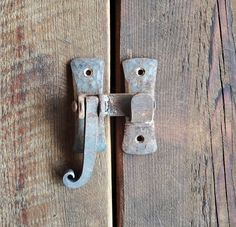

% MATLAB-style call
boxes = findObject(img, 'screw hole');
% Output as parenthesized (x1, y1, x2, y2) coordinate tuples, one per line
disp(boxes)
(136, 135, 145, 143)
(84, 68, 93, 77)
(136, 67, 145, 76)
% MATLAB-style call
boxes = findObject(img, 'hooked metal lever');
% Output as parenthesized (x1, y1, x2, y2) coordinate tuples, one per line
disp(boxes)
(63, 58, 158, 189)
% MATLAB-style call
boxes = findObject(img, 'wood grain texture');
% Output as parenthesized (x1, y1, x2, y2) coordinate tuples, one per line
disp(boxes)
(0, 0, 112, 226)
(118, 0, 236, 226)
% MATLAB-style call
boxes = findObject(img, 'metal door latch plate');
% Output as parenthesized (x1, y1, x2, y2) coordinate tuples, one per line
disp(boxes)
(63, 58, 158, 189)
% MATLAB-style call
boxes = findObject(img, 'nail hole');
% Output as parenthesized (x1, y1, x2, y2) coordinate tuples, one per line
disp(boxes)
(84, 68, 93, 77)
(136, 67, 145, 76)
(136, 135, 145, 143)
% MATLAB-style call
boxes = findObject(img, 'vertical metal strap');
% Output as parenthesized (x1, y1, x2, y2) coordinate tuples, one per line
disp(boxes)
(122, 58, 158, 155)
(71, 58, 106, 153)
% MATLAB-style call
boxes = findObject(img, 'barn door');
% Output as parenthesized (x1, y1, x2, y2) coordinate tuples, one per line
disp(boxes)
(1, 0, 236, 226)
(0, 1, 112, 226)
(116, 0, 236, 226)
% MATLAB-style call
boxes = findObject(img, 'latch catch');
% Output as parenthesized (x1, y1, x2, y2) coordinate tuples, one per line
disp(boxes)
(63, 58, 158, 189)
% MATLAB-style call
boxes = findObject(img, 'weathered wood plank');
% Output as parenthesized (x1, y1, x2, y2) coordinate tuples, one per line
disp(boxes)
(118, 0, 236, 226)
(214, 0, 236, 225)
(0, 0, 112, 226)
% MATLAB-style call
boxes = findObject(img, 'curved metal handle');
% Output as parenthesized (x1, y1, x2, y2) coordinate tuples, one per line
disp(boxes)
(63, 96, 99, 189)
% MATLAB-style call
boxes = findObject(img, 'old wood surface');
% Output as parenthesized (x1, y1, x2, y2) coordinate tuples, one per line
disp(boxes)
(0, 0, 112, 226)
(118, 0, 236, 226)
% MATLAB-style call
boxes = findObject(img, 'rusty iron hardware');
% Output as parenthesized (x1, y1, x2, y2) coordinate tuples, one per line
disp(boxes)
(63, 58, 158, 189)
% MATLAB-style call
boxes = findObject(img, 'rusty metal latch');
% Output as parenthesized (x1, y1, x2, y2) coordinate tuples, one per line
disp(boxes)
(63, 58, 158, 189)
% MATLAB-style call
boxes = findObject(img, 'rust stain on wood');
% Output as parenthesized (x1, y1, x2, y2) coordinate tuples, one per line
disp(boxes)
(20, 207, 28, 225)
(16, 25, 24, 43)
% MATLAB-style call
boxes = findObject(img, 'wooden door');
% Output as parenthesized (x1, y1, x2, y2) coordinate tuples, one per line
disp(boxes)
(116, 0, 236, 226)
(0, 1, 112, 226)
(1, 1, 236, 226)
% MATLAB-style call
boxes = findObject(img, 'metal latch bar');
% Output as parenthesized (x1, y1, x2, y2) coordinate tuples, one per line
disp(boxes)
(100, 93, 133, 117)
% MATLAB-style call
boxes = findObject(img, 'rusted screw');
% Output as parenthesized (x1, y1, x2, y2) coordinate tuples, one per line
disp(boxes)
(72, 101, 78, 112)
